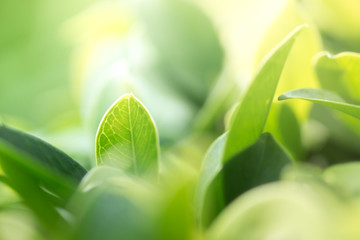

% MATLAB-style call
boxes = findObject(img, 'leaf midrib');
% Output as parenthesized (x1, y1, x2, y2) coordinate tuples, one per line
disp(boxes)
(127, 96, 138, 175)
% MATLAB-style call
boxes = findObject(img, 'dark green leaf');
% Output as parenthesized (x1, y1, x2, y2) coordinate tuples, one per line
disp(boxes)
(0, 125, 88, 231)
(0, 125, 87, 183)
(0, 156, 65, 230)
(197, 133, 292, 227)
(222, 133, 293, 204)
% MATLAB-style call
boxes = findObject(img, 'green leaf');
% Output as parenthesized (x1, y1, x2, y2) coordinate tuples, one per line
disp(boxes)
(277, 104, 303, 160)
(195, 26, 302, 226)
(0, 125, 87, 230)
(224, 25, 304, 161)
(0, 125, 86, 203)
(95, 94, 159, 176)
(0, 125, 87, 183)
(0, 157, 65, 230)
(196, 133, 292, 227)
(207, 181, 341, 240)
(79, 166, 124, 192)
(68, 172, 158, 240)
(278, 88, 360, 119)
(194, 132, 227, 225)
(157, 181, 195, 240)
(69, 188, 154, 240)
(222, 133, 293, 204)
(254, 1, 321, 120)
(0, 208, 44, 240)
(323, 162, 360, 197)
(314, 52, 360, 151)
(315, 52, 360, 103)
(264, 103, 303, 160)
(298, 0, 360, 52)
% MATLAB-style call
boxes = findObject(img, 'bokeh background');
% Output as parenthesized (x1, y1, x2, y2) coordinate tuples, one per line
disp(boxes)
(2, 1, 360, 239)
(1, 0, 360, 169)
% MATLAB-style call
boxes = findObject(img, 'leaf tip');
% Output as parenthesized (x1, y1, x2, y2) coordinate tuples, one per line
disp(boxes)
(294, 24, 308, 33)
(286, 24, 307, 40)
(278, 94, 288, 101)
(313, 51, 333, 66)
(123, 93, 143, 105)
(261, 132, 272, 139)
(123, 92, 135, 99)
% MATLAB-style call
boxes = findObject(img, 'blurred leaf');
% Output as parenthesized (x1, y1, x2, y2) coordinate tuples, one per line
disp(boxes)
(0, 125, 87, 183)
(0, 125, 87, 231)
(308, 105, 360, 166)
(161, 133, 214, 171)
(207, 181, 344, 240)
(136, 0, 223, 104)
(194, 132, 227, 225)
(193, 73, 239, 133)
(323, 163, 360, 197)
(279, 88, 360, 119)
(95, 94, 159, 176)
(156, 181, 195, 240)
(281, 163, 324, 182)
(0, 156, 65, 231)
(315, 52, 360, 103)
(69, 189, 155, 240)
(299, 0, 360, 52)
(0, 125, 85, 209)
(77, 166, 159, 203)
(69, 172, 158, 240)
(0, 208, 44, 240)
(79, 166, 124, 192)
(224, 25, 303, 161)
(312, 52, 360, 162)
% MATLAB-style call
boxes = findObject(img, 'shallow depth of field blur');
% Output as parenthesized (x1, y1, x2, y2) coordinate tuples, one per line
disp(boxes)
(2, 0, 360, 239)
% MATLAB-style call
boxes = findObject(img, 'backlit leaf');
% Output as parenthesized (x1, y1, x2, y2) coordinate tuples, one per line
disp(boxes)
(95, 94, 159, 176)
(315, 52, 360, 103)
(278, 88, 360, 119)
(224, 25, 304, 161)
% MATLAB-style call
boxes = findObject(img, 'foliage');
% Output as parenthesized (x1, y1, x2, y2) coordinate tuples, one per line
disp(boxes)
(1, 0, 360, 239)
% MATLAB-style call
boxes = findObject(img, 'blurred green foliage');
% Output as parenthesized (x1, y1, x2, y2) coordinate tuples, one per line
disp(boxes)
(1, 0, 360, 239)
